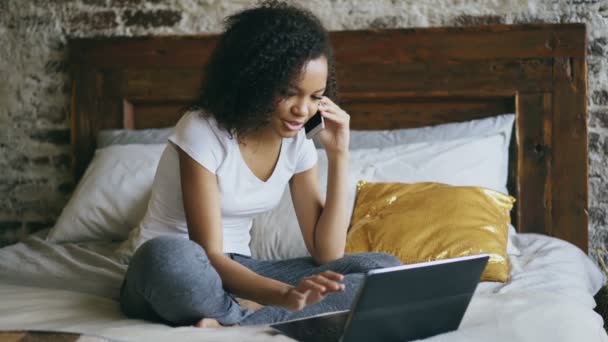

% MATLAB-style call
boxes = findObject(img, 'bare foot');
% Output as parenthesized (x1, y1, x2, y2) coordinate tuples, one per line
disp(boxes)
(193, 298, 263, 328)
(237, 298, 264, 311)
(194, 318, 221, 328)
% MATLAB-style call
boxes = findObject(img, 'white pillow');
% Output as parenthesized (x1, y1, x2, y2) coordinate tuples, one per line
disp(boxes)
(250, 131, 515, 260)
(314, 113, 515, 149)
(46, 115, 515, 247)
(46, 144, 165, 243)
(97, 127, 174, 148)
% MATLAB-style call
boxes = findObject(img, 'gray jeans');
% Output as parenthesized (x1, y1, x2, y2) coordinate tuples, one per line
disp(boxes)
(120, 236, 401, 326)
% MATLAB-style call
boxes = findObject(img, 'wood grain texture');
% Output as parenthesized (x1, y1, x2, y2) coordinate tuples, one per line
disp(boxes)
(69, 23, 588, 252)
(515, 92, 553, 235)
(551, 56, 589, 250)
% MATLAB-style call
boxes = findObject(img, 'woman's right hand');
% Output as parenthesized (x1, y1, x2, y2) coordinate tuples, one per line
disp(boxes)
(281, 271, 346, 311)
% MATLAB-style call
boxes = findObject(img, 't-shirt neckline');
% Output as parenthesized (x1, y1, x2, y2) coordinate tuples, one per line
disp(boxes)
(233, 137, 285, 184)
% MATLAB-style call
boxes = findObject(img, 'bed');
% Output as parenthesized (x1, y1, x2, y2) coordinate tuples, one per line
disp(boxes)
(0, 23, 606, 341)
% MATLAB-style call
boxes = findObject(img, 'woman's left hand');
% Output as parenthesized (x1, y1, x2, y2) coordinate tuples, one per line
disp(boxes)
(317, 96, 350, 155)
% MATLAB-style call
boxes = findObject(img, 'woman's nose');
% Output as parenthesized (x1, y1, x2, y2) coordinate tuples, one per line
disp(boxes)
(291, 100, 313, 117)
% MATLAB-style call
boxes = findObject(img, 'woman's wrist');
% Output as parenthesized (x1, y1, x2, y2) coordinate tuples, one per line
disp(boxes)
(326, 149, 349, 163)
(265, 282, 294, 307)
(276, 285, 298, 308)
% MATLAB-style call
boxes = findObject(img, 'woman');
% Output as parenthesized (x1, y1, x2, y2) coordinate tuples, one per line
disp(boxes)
(119, 0, 401, 327)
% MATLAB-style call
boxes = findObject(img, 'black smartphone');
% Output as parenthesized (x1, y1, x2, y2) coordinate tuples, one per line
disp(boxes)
(304, 111, 325, 139)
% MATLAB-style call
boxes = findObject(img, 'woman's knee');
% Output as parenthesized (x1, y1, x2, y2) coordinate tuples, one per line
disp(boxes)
(123, 236, 232, 325)
(340, 252, 402, 273)
(133, 236, 208, 267)
(127, 236, 214, 289)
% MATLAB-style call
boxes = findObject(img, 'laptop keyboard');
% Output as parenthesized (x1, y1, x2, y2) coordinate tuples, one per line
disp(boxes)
(272, 311, 349, 342)
(300, 323, 343, 342)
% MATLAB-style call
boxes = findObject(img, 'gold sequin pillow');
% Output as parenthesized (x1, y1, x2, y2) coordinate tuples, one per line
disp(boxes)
(345, 182, 515, 282)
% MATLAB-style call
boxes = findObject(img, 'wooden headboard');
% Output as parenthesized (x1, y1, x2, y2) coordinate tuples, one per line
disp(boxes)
(69, 23, 588, 252)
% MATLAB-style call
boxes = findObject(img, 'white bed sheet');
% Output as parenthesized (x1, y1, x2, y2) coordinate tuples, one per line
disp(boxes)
(0, 230, 606, 342)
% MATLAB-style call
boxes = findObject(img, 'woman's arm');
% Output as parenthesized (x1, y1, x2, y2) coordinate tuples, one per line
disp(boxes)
(290, 153, 349, 265)
(178, 146, 290, 306)
(178, 146, 343, 310)
(291, 97, 351, 265)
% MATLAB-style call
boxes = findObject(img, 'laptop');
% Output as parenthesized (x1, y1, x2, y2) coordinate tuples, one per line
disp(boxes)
(271, 254, 489, 342)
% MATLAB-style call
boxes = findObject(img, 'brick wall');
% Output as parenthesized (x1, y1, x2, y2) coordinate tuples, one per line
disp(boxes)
(0, 0, 606, 262)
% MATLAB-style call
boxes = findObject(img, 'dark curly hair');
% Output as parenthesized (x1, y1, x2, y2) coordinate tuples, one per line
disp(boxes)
(191, 0, 337, 138)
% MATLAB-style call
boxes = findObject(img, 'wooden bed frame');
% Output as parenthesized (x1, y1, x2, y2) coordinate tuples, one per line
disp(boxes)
(68, 23, 588, 253)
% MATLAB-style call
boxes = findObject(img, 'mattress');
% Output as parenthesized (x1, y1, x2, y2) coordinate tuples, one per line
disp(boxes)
(0, 230, 606, 342)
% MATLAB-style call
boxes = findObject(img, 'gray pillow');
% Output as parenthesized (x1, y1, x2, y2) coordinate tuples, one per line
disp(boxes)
(96, 127, 175, 148)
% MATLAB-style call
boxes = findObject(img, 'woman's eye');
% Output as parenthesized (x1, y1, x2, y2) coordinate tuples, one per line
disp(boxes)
(312, 96, 323, 101)
(280, 88, 297, 97)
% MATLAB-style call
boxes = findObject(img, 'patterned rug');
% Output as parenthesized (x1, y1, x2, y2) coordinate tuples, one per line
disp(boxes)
(0, 331, 118, 342)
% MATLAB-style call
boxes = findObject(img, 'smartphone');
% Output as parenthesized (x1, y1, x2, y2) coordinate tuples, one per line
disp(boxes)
(304, 111, 325, 139)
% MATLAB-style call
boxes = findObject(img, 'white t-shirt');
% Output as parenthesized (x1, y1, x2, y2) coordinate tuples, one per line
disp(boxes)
(123, 110, 317, 256)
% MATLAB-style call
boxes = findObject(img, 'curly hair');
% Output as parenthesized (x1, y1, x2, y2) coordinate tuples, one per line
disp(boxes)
(191, 0, 337, 138)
